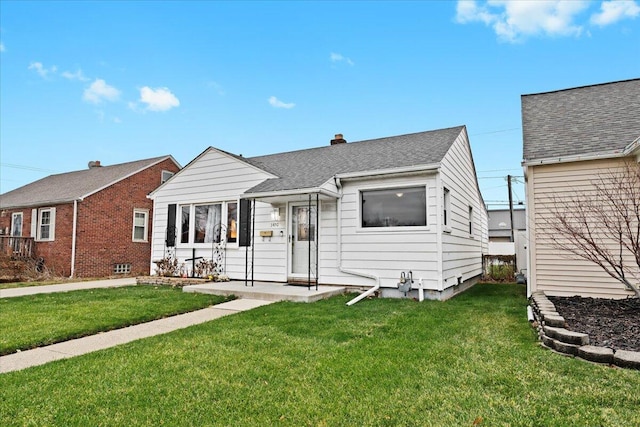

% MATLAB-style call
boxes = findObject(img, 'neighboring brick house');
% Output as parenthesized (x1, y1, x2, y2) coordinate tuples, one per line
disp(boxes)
(0, 156, 180, 278)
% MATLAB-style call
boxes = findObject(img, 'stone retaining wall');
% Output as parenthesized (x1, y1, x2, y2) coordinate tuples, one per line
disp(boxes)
(136, 276, 209, 287)
(530, 292, 639, 370)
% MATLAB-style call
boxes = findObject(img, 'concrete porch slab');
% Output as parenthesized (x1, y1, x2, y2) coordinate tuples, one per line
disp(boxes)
(183, 281, 346, 303)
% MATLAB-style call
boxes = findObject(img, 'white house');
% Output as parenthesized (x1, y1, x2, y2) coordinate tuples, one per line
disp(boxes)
(149, 126, 488, 300)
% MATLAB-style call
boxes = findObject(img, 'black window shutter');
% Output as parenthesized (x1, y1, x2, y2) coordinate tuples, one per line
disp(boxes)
(166, 204, 177, 247)
(238, 199, 252, 247)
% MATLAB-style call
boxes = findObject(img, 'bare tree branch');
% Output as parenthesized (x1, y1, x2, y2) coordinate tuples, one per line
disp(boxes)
(541, 160, 640, 298)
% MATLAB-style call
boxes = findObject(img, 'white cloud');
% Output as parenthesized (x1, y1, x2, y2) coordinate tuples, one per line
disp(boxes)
(456, 0, 590, 42)
(138, 86, 180, 111)
(62, 69, 90, 82)
(591, 0, 640, 26)
(28, 61, 58, 78)
(83, 79, 121, 104)
(330, 52, 354, 66)
(207, 80, 225, 95)
(268, 96, 295, 109)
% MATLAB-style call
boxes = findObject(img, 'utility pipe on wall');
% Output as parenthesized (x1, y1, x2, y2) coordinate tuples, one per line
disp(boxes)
(70, 199, 78, 278)
(334, 177, 381, 306)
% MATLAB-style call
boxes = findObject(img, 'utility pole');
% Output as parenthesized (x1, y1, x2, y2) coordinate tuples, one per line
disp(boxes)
(507, 174, 515, 243)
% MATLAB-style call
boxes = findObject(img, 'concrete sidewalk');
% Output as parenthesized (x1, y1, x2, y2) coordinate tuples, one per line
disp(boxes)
(0, 277, 137, 298)
(0, 298, 274, 374)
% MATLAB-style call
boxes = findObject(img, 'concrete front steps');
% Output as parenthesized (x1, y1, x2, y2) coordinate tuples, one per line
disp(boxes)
(530, 292, 640, 370)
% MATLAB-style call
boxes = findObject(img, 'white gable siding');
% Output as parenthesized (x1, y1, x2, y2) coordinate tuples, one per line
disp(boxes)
(526, 158, 635, 298)
(320, 174, 441, 290)
(149, 148, 285, 280)
(438, 130, 486, 289)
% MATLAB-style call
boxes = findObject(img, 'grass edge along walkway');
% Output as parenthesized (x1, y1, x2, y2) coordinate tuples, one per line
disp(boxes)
(0, 285, 233, 355)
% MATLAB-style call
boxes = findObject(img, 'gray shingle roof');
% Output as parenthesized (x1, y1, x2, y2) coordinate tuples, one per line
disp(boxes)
(243, 126, 465, 194)
(0, 156, 173, 209)
(488, 209, 526, 237)
(522, 79, 640, 162)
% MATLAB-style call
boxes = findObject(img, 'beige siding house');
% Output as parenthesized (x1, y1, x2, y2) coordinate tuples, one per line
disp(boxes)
(150, 126, 488, 300)
(522, 79, 640, 298)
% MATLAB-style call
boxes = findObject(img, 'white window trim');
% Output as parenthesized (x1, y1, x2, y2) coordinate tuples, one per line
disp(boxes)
(178, 200, 239, 247)
(443, 187, 452, 233)
(132, 209, 149, 242)
(161, 170, 174, 184)
(35, 207, 56, 242)
(357, 184, 429, 232)
(468, 205, 474, 237)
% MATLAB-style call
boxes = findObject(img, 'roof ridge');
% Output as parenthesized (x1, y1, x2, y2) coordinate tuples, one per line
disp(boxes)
(249, 125, 465, 161)
(522, 78, 640, 98)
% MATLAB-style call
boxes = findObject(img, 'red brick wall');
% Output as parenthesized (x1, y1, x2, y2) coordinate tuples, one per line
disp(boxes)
(0, 204, 74, 276)
(1, 158, 180, 278)
(74, 158, 180, 277)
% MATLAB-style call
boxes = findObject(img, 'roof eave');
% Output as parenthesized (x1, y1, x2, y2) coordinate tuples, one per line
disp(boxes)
(0, 197, 80, 210)
(522, 148, 629, 167)
(243, 187, 340, 201)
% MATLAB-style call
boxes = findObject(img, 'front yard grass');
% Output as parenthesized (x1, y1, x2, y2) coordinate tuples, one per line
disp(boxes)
(0, 286, 232, 355)
(1, 283, 639, 426)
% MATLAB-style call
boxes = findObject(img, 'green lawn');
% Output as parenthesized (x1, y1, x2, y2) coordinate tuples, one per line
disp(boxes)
(1, 283, 638, 426)
(0, 286, 231, 355)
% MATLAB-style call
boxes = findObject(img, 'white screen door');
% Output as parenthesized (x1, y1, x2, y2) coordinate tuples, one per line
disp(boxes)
(290, 204, 317, 277)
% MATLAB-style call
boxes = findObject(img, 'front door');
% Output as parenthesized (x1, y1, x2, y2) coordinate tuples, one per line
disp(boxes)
(10, 213, 23, 254)
(11, 213, 22, 237)
(289, 204, 317, 280)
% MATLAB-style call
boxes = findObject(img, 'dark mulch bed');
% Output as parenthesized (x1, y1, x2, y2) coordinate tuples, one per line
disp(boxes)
(549, 296, 640, 352)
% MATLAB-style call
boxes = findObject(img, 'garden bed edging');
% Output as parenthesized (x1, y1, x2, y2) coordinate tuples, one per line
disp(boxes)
(530, 292, 640, 370)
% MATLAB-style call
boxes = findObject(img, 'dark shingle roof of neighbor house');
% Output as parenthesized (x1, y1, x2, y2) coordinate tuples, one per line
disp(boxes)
(0, 156, 174, 209)
(522, 78, 640, 162)
(242, 125, 465, 194)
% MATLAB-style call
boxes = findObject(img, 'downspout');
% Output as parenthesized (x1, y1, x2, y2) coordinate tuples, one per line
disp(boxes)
(333, 176, 380, 306)
(70, 199, 78, 278)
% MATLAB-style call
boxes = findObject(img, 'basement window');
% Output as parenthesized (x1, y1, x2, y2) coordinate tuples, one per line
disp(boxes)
(113, 263, 132, 274)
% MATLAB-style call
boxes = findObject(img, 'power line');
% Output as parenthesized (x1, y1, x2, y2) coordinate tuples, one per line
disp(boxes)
(470, 127, 520, 136)
(0, 163, 58, 173)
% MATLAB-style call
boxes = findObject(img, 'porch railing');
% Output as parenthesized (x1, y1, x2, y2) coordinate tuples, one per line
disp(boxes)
(0, 236, 35, 259)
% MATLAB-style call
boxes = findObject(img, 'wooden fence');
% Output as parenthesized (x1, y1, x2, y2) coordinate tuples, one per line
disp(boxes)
(0, 236, 35, 259)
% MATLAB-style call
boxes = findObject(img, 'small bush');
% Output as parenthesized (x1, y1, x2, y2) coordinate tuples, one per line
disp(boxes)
(488, 264, 515, 281)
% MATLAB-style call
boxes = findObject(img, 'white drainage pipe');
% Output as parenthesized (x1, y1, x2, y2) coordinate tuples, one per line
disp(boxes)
(346, 284, 381, 306)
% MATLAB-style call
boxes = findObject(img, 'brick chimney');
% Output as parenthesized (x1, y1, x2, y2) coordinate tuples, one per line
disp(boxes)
(330, 134, 347, 145)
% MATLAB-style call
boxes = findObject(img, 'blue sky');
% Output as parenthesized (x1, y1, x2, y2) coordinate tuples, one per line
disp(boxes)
(1, 1, 639, 208)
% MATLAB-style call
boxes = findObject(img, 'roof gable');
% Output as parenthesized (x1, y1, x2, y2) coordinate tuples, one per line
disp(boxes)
(244, 126, 465, 194)
(0, 156, 177, 209)
(522, 79, 640, 162)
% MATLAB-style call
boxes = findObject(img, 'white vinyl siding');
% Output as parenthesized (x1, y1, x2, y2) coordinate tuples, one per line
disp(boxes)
(527, 157, 635, 298)
(322, 175, 440, 290)
(149, 148, 284, 281)
(438, 130, 486, 289)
